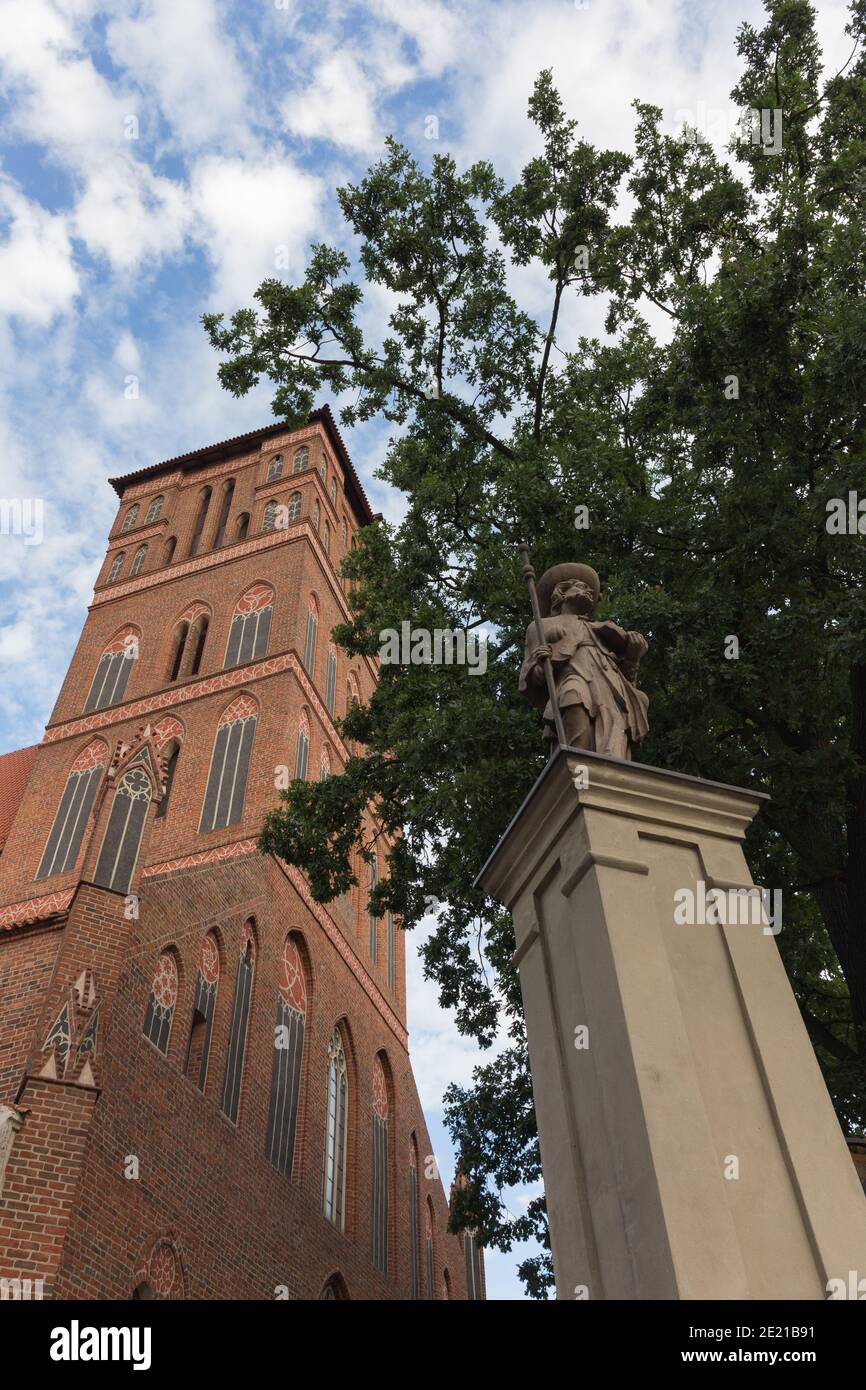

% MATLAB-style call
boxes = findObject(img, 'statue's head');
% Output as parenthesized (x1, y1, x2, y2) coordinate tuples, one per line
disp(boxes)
(537, 563, 601, 618)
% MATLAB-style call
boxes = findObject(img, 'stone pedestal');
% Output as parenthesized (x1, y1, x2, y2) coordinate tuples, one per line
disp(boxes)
(477, 747, 866, 1300)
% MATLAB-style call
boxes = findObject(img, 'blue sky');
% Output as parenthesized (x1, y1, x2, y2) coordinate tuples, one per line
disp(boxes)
(0, 0, 855, 1299)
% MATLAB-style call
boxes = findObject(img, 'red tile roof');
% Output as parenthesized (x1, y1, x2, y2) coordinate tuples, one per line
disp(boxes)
(107, 404, 374, 525)
(0, 744, 38, 852)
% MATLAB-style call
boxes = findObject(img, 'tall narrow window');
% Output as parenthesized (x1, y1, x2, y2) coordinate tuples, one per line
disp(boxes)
(293, 446, 308, 473)
(143, 951, 178, 1054)
(84, 628, 138, 713)
(188, 614, 208, 675)
(107, 551, 125, 583)
(213, 479, 234, 549)
(267, 454, 283, 481)
(93, 764, 151, 893)
(464, 1233, 484, 1299)
(330, 477, 337, 505)
(372, 1057, 389, 1272)
(164, 536, 176, 565)
(313, 500, 320, 531)
(131, 544, 147, 576)
(323, 521, 330, 556)
(409, 1145, 420, 1299)
(319, 746, 330, 782)
(387, 912, 395, 992)
(303, 597, 317, 676)
(262, 499, 279, 532)
(287, 491, 301, 522)
(368, 857, 378, 961)
(266, 937, 307, 1177)
(168, 621, 189, 682)
(184, 933, 219, 1090)
(319, 457, 326, 481)
(325, 647, 337, 715)
(224, 584, 273, 667)
(236, 512, 249, 541)
(426, 1201, 434, 1300)
(341, 518, 347, 546)
(188, 486, 212, 557)
(155, 740, 180, 820)
(221, 926, 255, 1123)
(324, 1028, 348, 1229)
(145, 495, 164, 524)
(36, 740, 107, 880)
(295, 716, 309, 780)
(121, 503, 139, 530)
(199, 696, 257, 832)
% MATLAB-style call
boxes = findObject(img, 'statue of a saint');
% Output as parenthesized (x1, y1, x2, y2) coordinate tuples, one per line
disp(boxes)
(518, 562, 650, 760)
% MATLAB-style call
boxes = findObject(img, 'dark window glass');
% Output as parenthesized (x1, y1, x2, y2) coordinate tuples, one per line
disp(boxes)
(184, 935, 219, 1090)
(155, 742, 179, 820)
(221, 938, 254, 1123)
(409, 1162, 420, 1298)
(199, 710, 256, 832)
(188, 617, 208, 675)
(224, 604, 271, 668)
(213, 480, 234, 549)
(36, 760, 104, 879)
(93, 766, 151, 893)
(266, 942, 306, 1178)
(189, 487, 212, 557)
(84, 644, 135, 713)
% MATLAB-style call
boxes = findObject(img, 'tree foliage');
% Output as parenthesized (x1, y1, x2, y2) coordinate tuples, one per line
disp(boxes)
(204, 0, 866, 1295)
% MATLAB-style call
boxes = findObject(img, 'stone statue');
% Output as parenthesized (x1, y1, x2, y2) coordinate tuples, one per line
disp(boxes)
(518, 561, 649, 760)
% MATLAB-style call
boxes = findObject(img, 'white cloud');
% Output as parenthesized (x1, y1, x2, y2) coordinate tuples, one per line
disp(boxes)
(281, 53, 383, 153)
(0, 178, 79, 325)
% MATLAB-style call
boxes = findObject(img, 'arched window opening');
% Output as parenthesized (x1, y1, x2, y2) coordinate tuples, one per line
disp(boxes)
(266, 936, 307, 1177)
(319, 1275, 349, 1300)
(267, 454, 284, 481)
(236, 512, 250, 541)
(368, 857, 378, 961)
(325, 647, 337, 716)
(313, 499, 320, 531)
(121, 503, 139, 531)
(143, 950, 178, 1054)
(107, 551, 125, 583)
(262, 499, 279, 532)
(295, 716, 310, 780)
(323, 520, 330, 556)
(221, 925, 255, 1123)
(293, 446, 308, 474)
(131, 544, 147, 577)
(319, 457, 326, 481)
(168, 621, 189, 683)
(225, 584, 273, 667)
(164, 536, 177, 565)
(303, 597, 318, 676)
(409, 1142, 420, 1299)
(443, 1269, 451, 1299)
(341, 518, 347, 546)
(213, 479, 234, 549)
(324, 1027, 348, 1229)
(84, 629, 138, 713)
(36, 740, 107, 880)
(155, 740, 180, 820)
(189, 486, 212, 557)
(184, 933, 219, 1090)
(319, 746, 331, 782)
(372, 1056, 389, 1273)
(330, 477, 337, 505)
(287, 491, 301, 522)
(199, 696, 257, 832)
(93, 765, 152, 894)
(464, 1232, 484, 1300)
(188, 615, 208, 675)
(145, 495, 164, 524)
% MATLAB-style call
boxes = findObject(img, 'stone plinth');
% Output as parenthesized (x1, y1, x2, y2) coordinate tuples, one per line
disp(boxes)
(477, 747, 866, 1300)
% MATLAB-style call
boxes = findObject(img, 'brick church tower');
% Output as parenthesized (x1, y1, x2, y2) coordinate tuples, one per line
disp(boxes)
(0, 409, 484, 1301)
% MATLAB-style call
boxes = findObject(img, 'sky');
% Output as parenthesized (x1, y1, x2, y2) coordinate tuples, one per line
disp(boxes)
(0, 0, 856, 1300)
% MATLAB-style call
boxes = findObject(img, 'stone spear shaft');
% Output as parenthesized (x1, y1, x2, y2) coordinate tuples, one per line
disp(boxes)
(519, 543, 567, 749)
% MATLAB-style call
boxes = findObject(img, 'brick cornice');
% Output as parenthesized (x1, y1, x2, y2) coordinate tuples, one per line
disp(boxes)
(106, 519, 167, 552)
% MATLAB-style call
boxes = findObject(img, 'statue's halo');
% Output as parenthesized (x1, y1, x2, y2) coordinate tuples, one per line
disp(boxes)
(536, 563, 601, 618)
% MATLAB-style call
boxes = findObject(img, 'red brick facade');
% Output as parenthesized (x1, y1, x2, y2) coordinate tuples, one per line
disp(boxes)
(0, 411, 481, 1301)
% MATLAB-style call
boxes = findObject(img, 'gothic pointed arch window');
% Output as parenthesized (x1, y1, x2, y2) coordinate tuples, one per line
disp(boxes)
(313, 499, 320, 531)
(287, 491, 301, 522)
(184, 933, 219, 1090)
(341, 518, 347, 547)
(325, 645, 337, 716)
(167, 602, 209, 682)
(319, 745, 331, 782)
(443, 1269, 451, 1299)
(143, 950, 178, 1054)
(323, 520, 330, 556)
(213, 478, 234, 548)
(319, 457, 327, 482)
(319, 1274, 349, 1300)
(295, 713, 310, 780)
(168, 620, 189, 682)
(84, 627, 139, 712)
(372, 1055, 389, 1272)
(107, 551, 125, 583)
(324, 1027, 349, 1229)
(409, 1138, 420, 1299)
(121, 503, 139, 530)
(188, 613, 208, 674)
(189, 486, 212, 557)
(163, 536, 176, 565)
(267, 453, 284, 481)
(225, 584, 273, 667)
(154, 739, 180, 820)
(199, 696, 257, 832)
(144, 495, 164, 524)
(131, 543, 147, 576)
(262, 498, 279, 532)
(425, 1199, 434, 1299)
(464, 1232, 484, 1299)
(368, 856, 378, 961)
(221, 923, 255, 1123)
(303, 595, 318, 676)
(266, 936, 307, 1177)
(36, 739, 108, 880)
(293, 446, 309, 474)
(93, 763, 152, 893)
(236, 512, 250, 541)
(330, 477, 337, 505)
